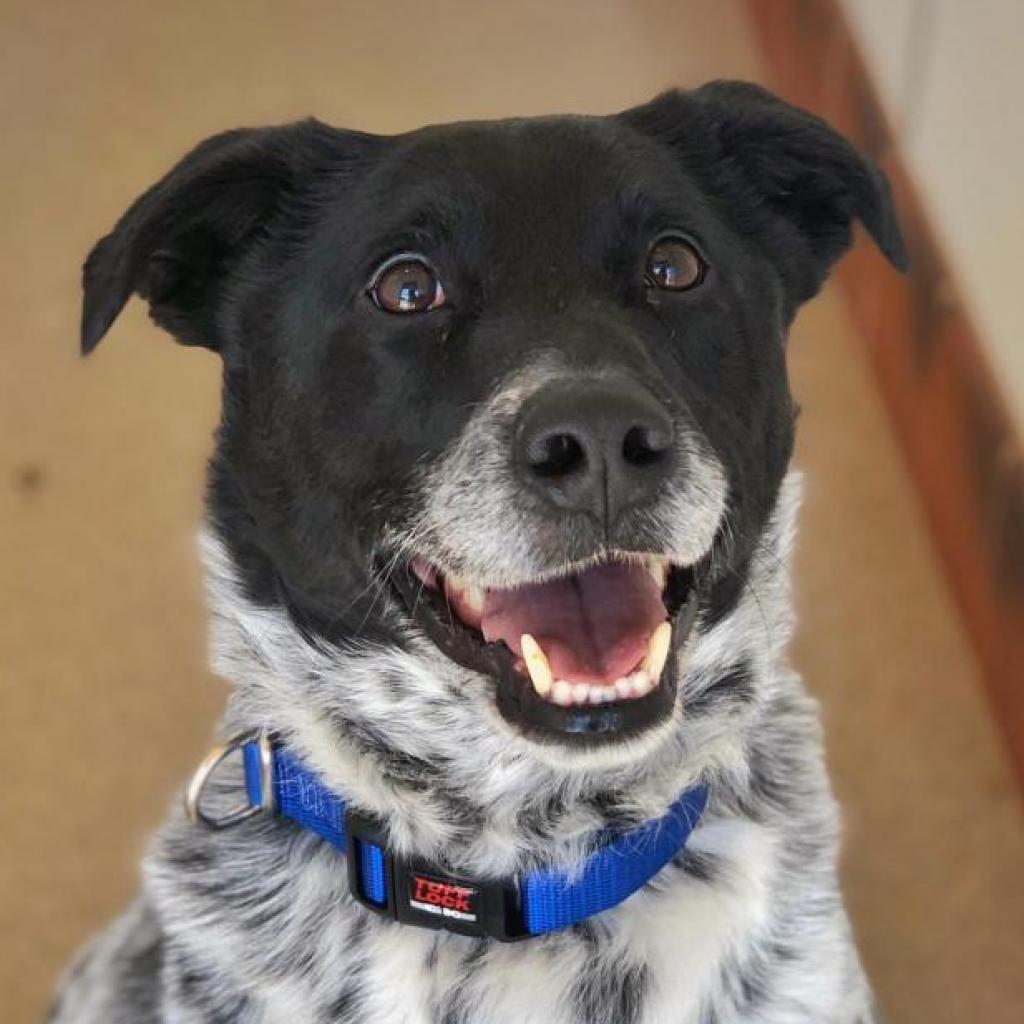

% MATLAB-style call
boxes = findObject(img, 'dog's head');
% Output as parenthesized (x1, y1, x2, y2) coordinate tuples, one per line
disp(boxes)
(83, 83, 904, 776)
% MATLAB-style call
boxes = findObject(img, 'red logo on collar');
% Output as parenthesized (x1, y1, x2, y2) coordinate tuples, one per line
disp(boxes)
(409, 874, 478, 918)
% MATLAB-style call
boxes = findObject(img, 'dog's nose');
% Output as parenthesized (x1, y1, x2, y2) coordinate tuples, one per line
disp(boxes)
(515, 380, 675, 527)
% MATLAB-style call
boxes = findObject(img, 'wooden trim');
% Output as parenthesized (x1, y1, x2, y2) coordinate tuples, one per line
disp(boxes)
(746, 0, 1024, 786)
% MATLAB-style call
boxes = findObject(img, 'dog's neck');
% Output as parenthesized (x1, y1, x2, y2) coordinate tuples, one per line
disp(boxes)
(199, 473, 802, 877)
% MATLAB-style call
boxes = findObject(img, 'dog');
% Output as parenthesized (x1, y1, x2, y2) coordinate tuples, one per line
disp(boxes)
(52, 81, 906, 1023)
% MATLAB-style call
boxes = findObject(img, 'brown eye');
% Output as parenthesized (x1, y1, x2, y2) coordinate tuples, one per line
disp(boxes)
(645, 237, 706, 291)
(369, 254, 445, 314)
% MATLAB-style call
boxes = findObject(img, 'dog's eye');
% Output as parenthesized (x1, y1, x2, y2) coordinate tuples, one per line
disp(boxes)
(645, 237, 706, 292)
(369, 254, 446, 314)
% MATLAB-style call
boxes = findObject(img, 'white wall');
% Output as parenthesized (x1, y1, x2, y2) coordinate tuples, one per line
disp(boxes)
(844, 0, 1024, 430)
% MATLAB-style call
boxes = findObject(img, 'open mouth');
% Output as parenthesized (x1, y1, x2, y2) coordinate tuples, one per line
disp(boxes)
(389, 552, 700, 744)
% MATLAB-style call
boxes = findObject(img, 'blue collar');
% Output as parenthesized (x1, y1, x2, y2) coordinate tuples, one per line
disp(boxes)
(187, 732, 708, 941)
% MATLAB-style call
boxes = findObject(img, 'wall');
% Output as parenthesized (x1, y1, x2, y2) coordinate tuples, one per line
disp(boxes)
(843, 0, 1024, 430)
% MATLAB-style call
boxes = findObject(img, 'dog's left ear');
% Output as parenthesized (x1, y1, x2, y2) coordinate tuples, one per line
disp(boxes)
(620, 81, 908, 302)
(81, 119, 362, 355)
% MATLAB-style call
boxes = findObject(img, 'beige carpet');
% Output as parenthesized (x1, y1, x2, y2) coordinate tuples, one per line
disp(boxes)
(1, 2, 1021, 1021)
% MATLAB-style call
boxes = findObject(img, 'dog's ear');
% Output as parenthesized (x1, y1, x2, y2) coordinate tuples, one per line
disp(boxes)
(620, 81, 907, 302)
(81, 119, 350, 354)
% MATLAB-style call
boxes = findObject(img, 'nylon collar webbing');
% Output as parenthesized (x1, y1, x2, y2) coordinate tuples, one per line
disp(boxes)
(234, 739, 708, 941)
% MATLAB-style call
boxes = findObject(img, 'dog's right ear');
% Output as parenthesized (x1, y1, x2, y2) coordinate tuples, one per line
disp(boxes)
(81, 119, 357, 355)
(620, 83, 907, 305)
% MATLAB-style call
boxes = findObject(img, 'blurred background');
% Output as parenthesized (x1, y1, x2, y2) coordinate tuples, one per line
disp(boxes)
(1, 1, 1022, 1021)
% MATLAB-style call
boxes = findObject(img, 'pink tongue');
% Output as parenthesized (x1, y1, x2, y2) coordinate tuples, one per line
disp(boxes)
(480, 561, 665, 684)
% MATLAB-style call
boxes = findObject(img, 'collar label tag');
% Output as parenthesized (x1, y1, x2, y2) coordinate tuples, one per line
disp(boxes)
(407, 873, 481, 924)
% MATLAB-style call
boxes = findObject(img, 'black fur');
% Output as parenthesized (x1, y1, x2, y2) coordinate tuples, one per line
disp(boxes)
(82, 83, 904, 650)
(60, 81, 905, 1023)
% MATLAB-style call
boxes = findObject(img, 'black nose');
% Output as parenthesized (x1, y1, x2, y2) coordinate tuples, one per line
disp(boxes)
(515, 379, 675, 528)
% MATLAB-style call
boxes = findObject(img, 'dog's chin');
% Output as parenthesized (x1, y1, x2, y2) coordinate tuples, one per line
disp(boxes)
(387, 549, 705, 750)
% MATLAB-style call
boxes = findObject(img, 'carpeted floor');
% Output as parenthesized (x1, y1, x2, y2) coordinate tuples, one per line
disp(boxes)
(1, 2, 1021, 1021)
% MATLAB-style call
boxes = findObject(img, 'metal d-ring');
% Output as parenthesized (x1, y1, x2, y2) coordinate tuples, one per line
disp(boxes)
(184, 729, 274, 829)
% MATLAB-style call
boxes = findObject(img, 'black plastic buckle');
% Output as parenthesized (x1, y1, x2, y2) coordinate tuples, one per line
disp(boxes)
(345, 808, 529, 941)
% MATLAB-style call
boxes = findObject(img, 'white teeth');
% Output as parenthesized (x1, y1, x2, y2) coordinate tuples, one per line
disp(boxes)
(537, 672, 658, 706)
(646, 556, 669, 588)
(461, 583, 486, 616)
(552, 680, 574, 706)
(519, 626, 671, 707)
(445, 573, 485, 611)
(445, 571, 469, 591)
(643, 621, 672, 682)
(630, 670, 653, 698)
(520, 634, 553, 697)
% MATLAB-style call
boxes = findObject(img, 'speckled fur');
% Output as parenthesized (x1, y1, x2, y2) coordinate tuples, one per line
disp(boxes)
(51, 473, 879, 1024)
(58, 82, 908, 1023)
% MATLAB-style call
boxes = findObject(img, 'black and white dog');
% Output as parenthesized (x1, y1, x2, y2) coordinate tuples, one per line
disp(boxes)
(54, 82, 906, 1023)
